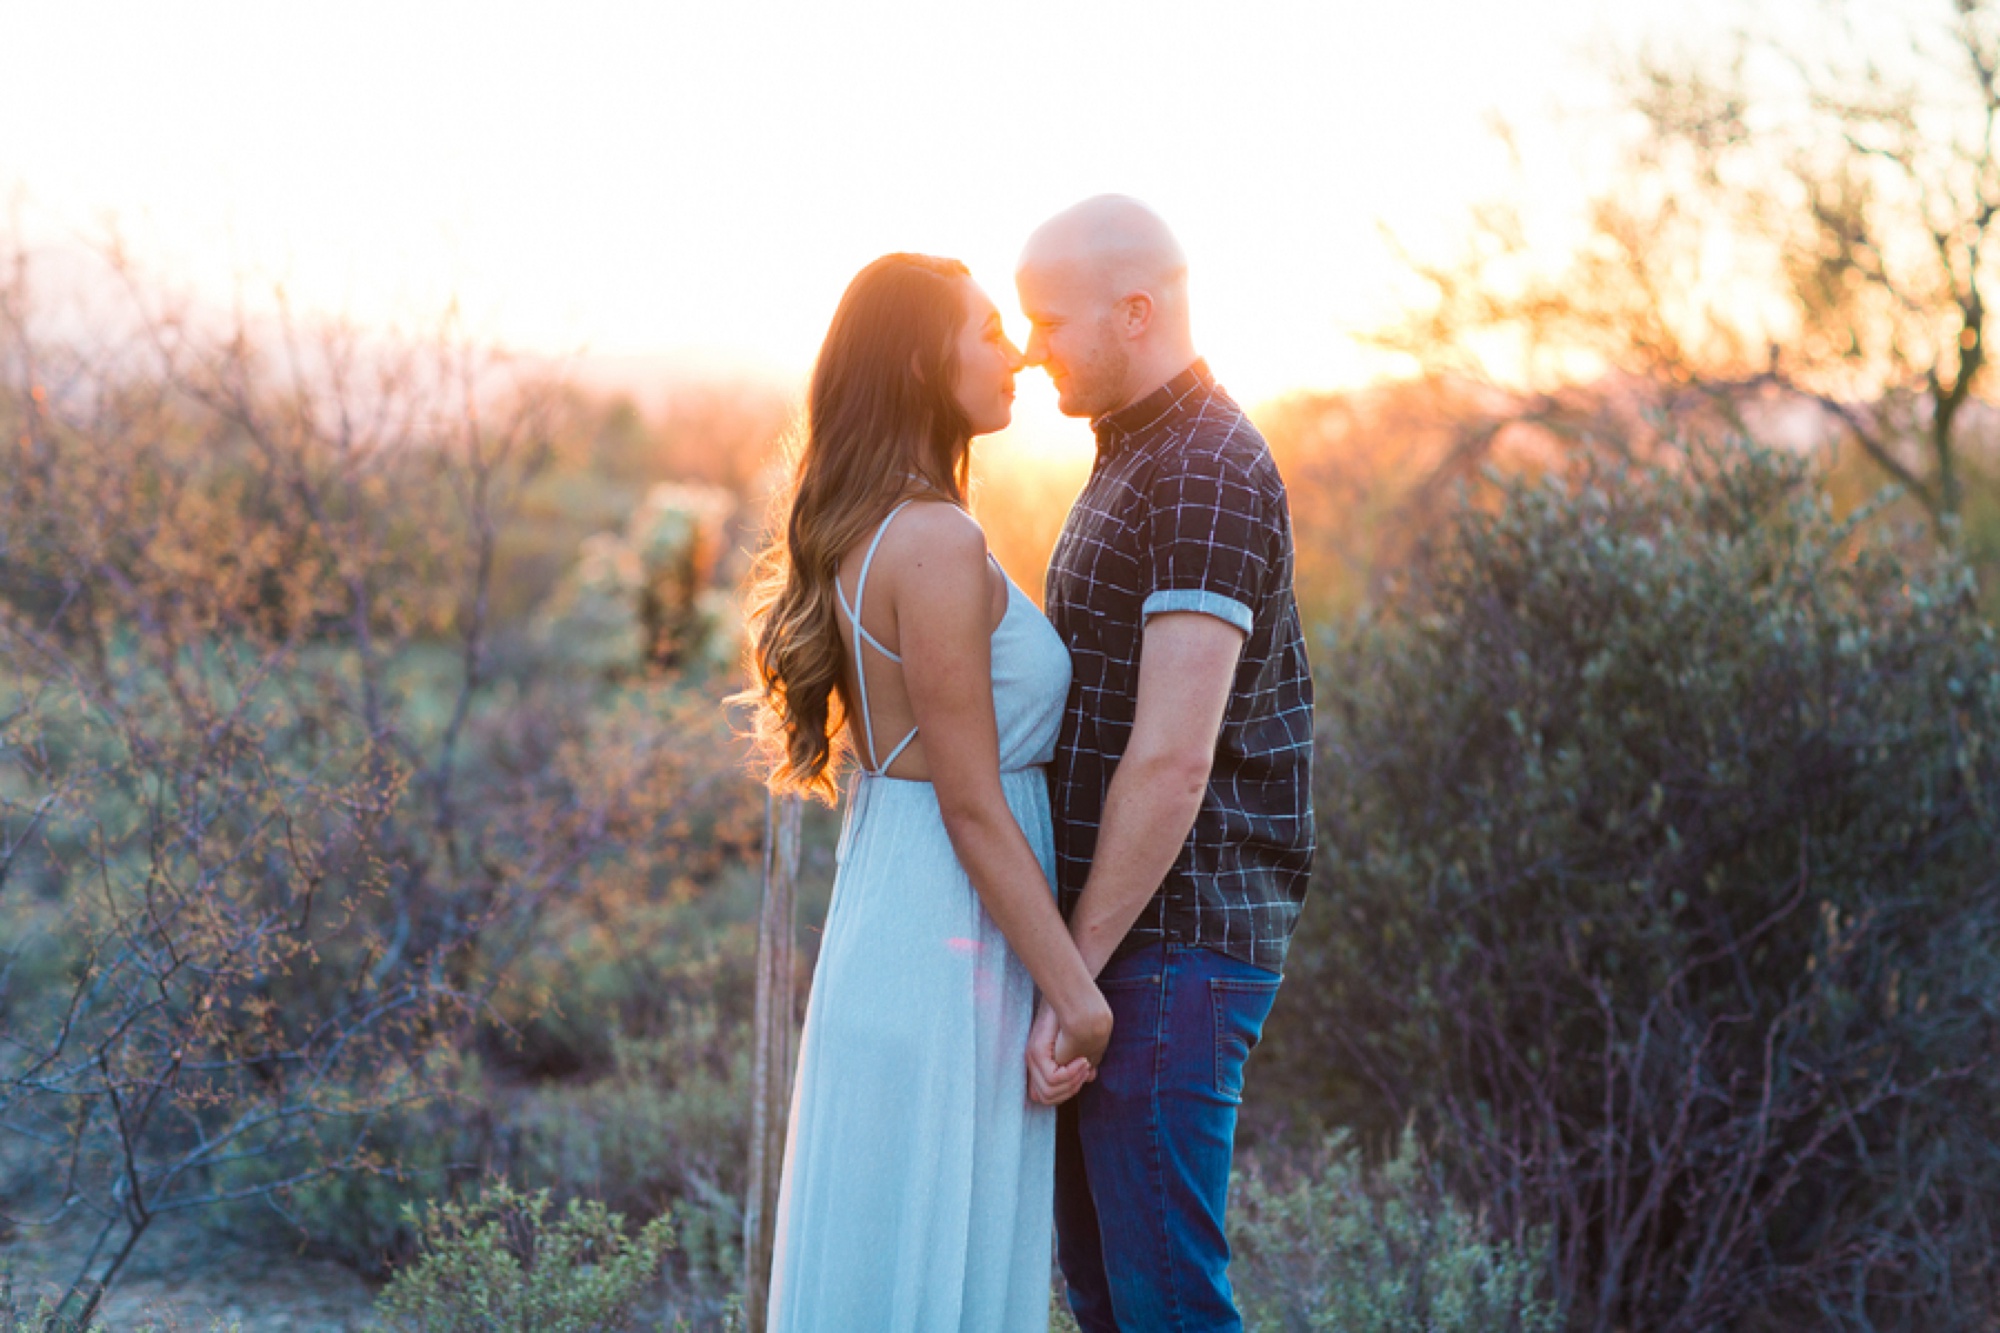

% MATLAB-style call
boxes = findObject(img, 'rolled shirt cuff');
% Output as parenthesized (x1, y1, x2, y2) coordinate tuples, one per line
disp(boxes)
(1141, 588, 1253, 635)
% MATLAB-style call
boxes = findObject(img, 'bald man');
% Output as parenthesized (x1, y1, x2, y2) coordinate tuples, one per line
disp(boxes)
(1019, 197, 1315, 1331)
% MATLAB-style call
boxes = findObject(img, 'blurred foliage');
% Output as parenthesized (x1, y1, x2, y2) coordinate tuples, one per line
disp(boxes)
(534, 483, 742, 677)
(0, 242, 779, 1322)
(0, 276, 569, 1323)
(969, 438, 1090, 606)
(1254, 376, 1568, 620)
(1268, 434, 2000, 1329)
(1374, 0, 2000, 598)
(496, 383, 786, 628)
(1049, 1131, 1558, 1332)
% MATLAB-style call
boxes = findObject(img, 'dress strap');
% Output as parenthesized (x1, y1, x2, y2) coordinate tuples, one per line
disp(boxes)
(875, 726, 920, 772)
(833, 589, 901, 664)
(843, 500, 920, 774)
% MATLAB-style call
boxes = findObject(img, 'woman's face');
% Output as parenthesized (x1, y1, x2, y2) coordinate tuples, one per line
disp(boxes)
(950, 279, 1024, 438)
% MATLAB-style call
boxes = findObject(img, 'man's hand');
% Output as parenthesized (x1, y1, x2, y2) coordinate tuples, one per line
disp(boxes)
(1026, 1000, 1098, 1106)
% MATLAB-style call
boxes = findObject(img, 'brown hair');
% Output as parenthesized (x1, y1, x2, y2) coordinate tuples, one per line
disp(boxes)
(742, 253, 974, 800)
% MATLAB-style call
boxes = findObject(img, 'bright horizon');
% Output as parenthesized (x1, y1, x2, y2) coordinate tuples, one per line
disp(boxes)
(7, 0, 1836, 442)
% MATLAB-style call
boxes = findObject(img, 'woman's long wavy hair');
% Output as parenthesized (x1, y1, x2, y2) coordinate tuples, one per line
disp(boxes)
(742, 253, 975, 801)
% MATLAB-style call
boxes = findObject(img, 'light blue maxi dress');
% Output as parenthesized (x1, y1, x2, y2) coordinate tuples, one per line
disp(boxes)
(768, 503, 1072, 1332)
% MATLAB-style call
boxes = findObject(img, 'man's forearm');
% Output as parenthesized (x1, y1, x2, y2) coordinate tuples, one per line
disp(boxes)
(1069, 745, 1210, 974)
(1070, 610, 1243, 974)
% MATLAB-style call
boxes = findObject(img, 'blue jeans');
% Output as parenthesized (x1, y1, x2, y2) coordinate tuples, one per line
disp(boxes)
(1055, 943, 1282, 1332)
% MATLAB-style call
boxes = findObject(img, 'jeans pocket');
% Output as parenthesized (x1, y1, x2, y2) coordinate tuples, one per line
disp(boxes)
(1210, 978, 1281, 1104)
(1092, 972, 1160, 1096)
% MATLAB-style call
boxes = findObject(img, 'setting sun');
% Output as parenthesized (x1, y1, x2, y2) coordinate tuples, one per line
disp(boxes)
(1, 0, 1783, 420)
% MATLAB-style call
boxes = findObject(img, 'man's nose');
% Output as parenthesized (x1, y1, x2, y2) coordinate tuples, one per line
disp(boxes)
(1021, 328, 1048, 367)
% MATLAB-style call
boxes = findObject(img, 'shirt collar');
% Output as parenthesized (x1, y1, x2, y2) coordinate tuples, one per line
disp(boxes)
(1091, 359, 1214, 458)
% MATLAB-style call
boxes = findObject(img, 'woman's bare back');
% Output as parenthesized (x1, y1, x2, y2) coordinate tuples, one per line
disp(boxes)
(834, 500, 1010, 781)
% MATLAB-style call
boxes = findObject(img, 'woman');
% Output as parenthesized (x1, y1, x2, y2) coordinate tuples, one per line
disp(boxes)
(744, 252, 1111, 1330)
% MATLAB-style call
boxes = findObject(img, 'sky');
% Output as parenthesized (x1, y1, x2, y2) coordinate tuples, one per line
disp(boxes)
(4, 0, 1817, 424)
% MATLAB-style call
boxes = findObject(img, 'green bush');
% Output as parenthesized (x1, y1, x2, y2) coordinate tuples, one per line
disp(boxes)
(510, 1023, 747, 1295)
(372, 1183, 674, 1333)
(1268, 437, 2000, 1329)
(1045, 1134, 1556, 1332)
(226, 1056, 503, 1278)
(1231, 1133, 1559, 1333)
(0, 250, 773, 1320)
(226, 927, 757, 1290)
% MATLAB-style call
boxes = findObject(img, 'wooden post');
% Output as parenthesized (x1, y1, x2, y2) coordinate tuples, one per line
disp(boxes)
(743, 790, 803, 1331)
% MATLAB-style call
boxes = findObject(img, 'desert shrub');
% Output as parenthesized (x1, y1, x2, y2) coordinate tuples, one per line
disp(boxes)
(1267, 436, 2000, 1329)
(371, 1183, 674, 1333)
(214, 1053, 504, 1278)
(1046, 1131, 1557, 1332)
(0, 247, 764, 1323)
(1231, 1133, 1559, 1333)
(509, 1023, 747, 1292)
(0, 1286, 61, 1333)
(0, 271, 576, 1324)
(216, 1002, 751, 1288)
(486, 796, 764, 1083)
(199, 686, 762, 1280)
(259, 1015, 751, 1298)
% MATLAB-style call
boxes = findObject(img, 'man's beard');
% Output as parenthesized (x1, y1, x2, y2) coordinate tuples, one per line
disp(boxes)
(1070, 332, 1131, 420)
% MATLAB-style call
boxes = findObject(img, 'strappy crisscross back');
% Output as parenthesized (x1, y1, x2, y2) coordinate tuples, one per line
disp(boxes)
(836, 500, 919, 775)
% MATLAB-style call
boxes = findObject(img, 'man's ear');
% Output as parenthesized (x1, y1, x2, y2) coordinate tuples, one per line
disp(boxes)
(1119, 291, 1155, 339)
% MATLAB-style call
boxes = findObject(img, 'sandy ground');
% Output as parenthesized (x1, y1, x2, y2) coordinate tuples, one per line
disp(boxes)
(2, 1208, 378, 1332)
(0, 1209, 736, 1330)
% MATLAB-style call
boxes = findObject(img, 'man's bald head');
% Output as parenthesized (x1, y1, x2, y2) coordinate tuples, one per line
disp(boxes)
(1016, 196, 1199, 419)
(1018, 194, 1189, 309)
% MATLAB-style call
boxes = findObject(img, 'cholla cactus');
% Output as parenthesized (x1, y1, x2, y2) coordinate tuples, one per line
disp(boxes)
(574, 531, 645, 598)
(536, 483, 739, 676)
(628, 482, 736, 670)
(536, 532, 647, 676)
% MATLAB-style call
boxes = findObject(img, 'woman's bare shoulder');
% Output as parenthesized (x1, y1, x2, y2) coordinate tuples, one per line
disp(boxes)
(882, 500, 989, 565)
(873, 502, 996, 626)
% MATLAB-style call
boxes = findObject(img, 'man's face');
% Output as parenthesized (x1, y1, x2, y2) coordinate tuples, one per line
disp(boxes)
(1016, 260, 1130, 420)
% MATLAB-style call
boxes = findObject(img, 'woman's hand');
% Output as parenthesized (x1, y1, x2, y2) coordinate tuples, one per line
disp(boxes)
(885, 506, 1113, 1108)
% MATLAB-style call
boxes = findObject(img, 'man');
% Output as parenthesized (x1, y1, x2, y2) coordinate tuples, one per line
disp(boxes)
(1018, 196, 1315, 1332)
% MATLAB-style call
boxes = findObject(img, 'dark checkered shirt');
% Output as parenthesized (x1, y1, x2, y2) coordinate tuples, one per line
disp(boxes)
(1045, 360, 1314, 973)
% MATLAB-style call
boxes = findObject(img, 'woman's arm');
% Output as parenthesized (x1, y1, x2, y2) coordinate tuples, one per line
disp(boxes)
(889, 506, 1112, 1070)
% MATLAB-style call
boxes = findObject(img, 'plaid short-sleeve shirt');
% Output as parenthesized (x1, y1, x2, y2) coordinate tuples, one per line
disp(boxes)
(1045, 360, 1315, 972)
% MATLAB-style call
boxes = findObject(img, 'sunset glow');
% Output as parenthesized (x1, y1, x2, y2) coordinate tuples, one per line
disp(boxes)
(9, 0, 1817, 428)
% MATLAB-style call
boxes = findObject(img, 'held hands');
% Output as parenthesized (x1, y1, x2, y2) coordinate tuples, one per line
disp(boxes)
(1053, 991, 1112, 1067)
(1026, 989, 1112, 1107)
